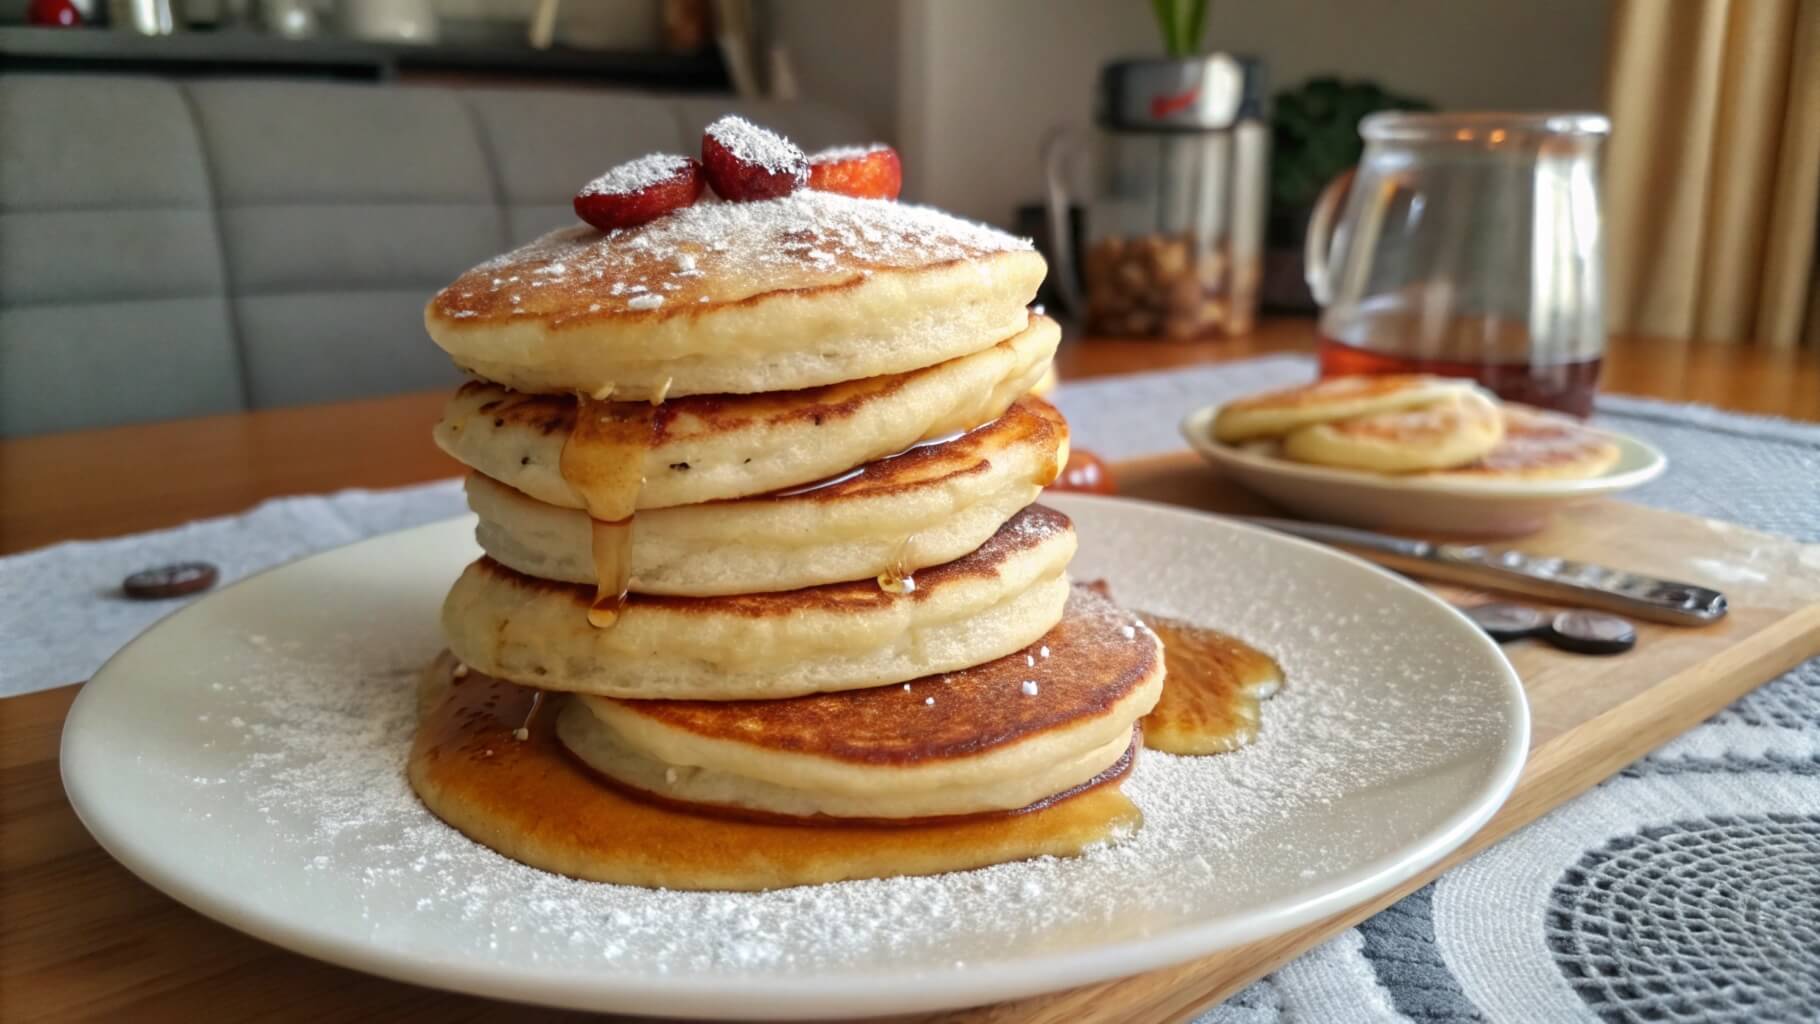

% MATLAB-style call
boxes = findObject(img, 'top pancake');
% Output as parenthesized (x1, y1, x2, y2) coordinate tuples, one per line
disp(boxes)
(425, 191, 1047, 399)
(1213, 374, 1474, 443)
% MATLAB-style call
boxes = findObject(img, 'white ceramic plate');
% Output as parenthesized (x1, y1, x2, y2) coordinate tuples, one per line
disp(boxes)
(63, 494, 1527, 1020)
(1182, 404, 1667, 536)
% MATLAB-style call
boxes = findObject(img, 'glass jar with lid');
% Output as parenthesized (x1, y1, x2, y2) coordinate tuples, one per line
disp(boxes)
(1045, 54, 1269, 339)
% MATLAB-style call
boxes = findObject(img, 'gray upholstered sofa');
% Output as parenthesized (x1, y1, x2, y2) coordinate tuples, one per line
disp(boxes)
(0, 74, 865, 437)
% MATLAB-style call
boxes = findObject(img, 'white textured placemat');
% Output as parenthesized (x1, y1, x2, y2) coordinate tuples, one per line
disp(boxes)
(1, 481, 464, 695)
(6, 355, 1818, 1023)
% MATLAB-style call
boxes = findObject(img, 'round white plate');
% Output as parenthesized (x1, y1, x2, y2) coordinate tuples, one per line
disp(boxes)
(63, 494, 1527, 1020)
(1182, 404, 1667, 536)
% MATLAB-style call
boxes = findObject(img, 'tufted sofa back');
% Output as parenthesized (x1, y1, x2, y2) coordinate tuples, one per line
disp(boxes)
(0, 74, 866, 437)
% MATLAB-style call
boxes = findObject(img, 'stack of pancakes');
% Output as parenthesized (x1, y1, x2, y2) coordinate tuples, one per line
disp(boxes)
(413, 184, 1164, 884)
(1215, 374, 1620, 479)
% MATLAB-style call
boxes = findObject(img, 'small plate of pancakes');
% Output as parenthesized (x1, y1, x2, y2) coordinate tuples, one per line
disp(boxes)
(1184, 375, 1667, 536)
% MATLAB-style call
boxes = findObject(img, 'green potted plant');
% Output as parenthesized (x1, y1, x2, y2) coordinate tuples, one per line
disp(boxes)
(1150, 0, 1211, 57)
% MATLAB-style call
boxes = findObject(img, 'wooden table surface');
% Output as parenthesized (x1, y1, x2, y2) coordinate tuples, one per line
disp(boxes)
(3, 318, 1818, 1022)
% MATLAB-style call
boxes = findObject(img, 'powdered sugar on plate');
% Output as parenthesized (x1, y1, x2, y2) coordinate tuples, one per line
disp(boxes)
(67, 500, 1522, 1006)
(576, 154, 696, 198)
(810, 143, 891, 163)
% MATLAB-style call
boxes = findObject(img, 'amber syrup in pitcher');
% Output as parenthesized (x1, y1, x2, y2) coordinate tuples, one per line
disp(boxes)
(1318, 336, 1602, 418)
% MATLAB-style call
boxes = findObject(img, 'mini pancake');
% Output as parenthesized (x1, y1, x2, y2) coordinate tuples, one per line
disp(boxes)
(1282, 386, 1504, 472)
(1213, 374, 1474, 443)
(425, 191, 1047, 399)
(560, 585, 1163, 818)
(434, 317, 1059, 511)
(1426, 404, 1621, 481)
(442, 505, 1076, 700)
(411, 653, 1142, 890)
(468, 397, 1068, 596)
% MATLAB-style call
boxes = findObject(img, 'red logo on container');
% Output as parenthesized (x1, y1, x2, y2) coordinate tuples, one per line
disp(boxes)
(1149, 87, 1201, 119)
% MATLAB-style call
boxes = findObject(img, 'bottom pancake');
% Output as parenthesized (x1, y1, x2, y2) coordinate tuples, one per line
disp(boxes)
(558, 703, 1133, 820)
(409, 654, 1142, 891)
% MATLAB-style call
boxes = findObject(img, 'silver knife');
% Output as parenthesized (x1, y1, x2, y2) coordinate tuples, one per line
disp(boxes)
(1236, 517, 1728, 625)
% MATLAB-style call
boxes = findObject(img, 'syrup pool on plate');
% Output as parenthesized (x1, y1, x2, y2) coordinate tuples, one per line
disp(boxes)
(1138, 614, 1283, 755)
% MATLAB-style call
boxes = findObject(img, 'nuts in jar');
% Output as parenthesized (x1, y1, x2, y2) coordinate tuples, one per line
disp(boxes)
(1083, 233, 1256, 339)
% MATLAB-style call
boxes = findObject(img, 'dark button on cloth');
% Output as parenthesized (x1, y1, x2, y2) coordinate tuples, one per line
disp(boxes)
(123, 562, 218, 600)
(1549, 611, 1638, 655)
(1464, 602, 1549, 642)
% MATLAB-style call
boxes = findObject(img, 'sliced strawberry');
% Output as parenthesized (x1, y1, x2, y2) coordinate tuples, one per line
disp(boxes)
(808, 144, 903, 200)
(574, 154, 705, 231)
(701, 115, 808, 201)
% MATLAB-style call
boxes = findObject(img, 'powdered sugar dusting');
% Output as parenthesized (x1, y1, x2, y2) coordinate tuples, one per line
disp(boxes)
(705, 115, 806, 175)
(576, 154, 694, 198)
(811, 143, 890, 163)
(436, 190, 1031, 319)
(119, 506, 1517, 987)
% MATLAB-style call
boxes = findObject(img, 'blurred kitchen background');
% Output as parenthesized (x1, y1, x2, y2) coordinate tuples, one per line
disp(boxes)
(3, 0, 1815, 435)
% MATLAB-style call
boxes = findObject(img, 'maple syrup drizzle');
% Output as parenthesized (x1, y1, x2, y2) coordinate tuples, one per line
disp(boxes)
(1138, 613, 1284, 756)
(758, 427, 975, 500)
(585, 517, 635, 627)
(561, 396, 660, 628)
(876, 532, 920, 594)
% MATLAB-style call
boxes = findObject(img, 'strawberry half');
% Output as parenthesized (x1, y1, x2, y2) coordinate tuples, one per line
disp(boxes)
(701, 115, 809, 201)
(574, 154, 705, 231)
(808, 144, 903, 200)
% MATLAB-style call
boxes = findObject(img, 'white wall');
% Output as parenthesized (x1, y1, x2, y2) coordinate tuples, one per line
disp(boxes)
(763, 0, 901, 141)
(774, 0, 1611, 227)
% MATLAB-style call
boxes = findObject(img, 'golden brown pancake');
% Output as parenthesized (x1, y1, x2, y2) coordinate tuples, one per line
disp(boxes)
(424, 192, 1047, 399)
(442, 504, 1077, 699)
(1281, 386, 1504, 472)
(434, 317, 1059, 510)
(561, 585, 1164, 818)
(467, 396, 1068, 595)
(410, 655, 1141, 890)
(1426, 404, 1621, 481)
(1213, 374, 1474, 443)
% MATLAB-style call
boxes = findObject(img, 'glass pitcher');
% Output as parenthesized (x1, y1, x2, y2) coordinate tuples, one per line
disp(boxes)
(1305, 111, 1610, 416)
(1045, 55, 1269, 340)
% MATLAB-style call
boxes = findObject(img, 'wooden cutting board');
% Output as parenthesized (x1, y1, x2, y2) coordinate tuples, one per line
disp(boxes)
(4, 453, 1818, 1023)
